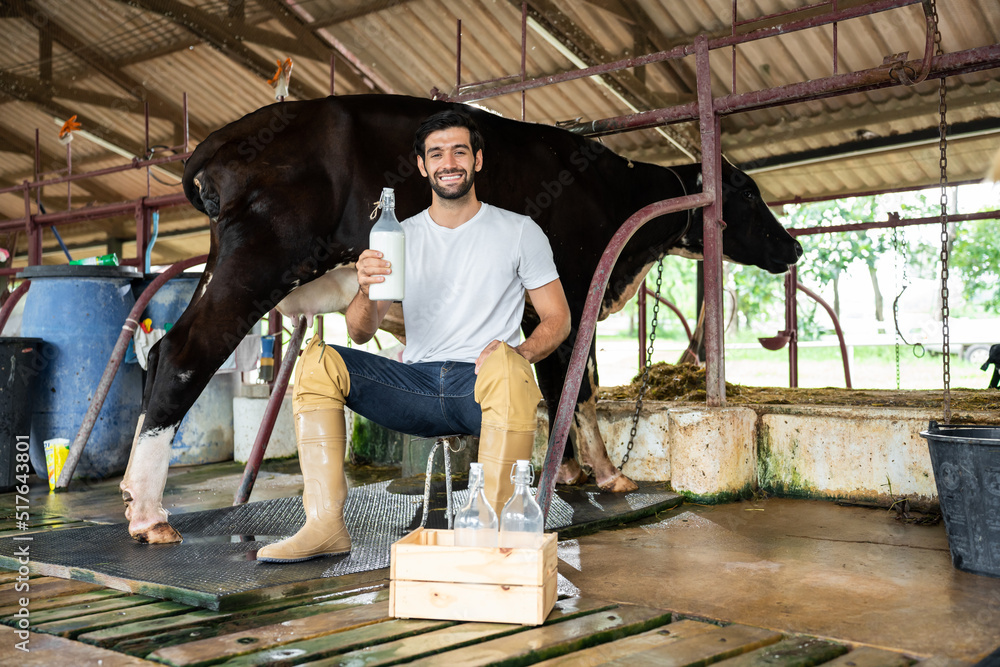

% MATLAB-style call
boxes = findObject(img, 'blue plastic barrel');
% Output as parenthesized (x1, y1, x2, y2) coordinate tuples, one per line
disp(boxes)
(139, 273, 235, 466)
(19, 265, 143, 479)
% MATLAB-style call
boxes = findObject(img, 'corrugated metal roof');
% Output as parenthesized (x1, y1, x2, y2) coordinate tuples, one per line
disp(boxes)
(0, 0, 998, 263)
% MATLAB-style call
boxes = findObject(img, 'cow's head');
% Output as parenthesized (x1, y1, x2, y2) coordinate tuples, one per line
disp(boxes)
(672, 163, 802, 274)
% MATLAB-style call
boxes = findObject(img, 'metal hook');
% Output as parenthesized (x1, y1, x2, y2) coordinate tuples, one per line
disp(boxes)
(892, 0, 938, 86)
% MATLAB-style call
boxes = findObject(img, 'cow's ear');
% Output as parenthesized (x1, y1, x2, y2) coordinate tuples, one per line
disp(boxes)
(474, 149, 483, 172)
(416, 154, 428, 177)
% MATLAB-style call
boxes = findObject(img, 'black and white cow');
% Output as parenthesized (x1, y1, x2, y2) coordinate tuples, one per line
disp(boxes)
(121, 94, 801, 543)
(983, 344, 1000, 389)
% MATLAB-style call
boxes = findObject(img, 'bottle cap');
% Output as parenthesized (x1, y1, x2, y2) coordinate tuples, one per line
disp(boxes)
(509, 459, 534, 484)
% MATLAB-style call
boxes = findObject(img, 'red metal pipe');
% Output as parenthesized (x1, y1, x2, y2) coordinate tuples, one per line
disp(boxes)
(832, 0, 839, 75)
(0, 151, 191, 197)
(330, 54, 336, 95)
(234, 315, 307, 506)
(714, 46, 1000, 117)
(697, 35, 727, 407)
(651, 291, 693, 341)
(23, 182, 40, 266)
(770, 179, 981, 207)
(796, 282, 852, 388)
(0, 193, 189, 233)
(790, 209, 1000, 237)
(637, 284, 647, 370)
(0, 280, 29, 333)
(66, 141, 72, 211)
(552, 45, 999, 137)
(788, 267, 799, 387)
(57, 254, 209, 488)
(268, 310, 283, 386)
(637, 284, 693, 369)
(520, 0, 527, 121)
(448, 0, 921, 104)
(537, 192, 713, 518)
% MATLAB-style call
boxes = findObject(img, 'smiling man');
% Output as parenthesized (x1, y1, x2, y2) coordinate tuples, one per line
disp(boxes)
(257, 109, 571, 563)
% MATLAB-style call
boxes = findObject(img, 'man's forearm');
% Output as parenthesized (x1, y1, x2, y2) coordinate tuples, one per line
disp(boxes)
(345, 290, 382, 344)
(515, 314, 571, 364)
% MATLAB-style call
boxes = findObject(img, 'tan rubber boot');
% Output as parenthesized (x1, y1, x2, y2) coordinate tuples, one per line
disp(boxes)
(475, 343, 543, 517)
(258, 336, 352, 563)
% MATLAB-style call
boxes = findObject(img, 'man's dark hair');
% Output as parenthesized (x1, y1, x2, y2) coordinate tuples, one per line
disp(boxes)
(413, 109, 484, 158)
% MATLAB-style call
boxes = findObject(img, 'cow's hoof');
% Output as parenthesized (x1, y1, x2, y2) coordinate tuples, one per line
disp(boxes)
(131, 522, 183, 544)
(597, 471, 639, 493)
(556, 459, 589, 485)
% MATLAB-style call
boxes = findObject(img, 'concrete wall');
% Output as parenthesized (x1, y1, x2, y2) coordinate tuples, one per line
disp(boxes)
(536, 400, 1000, 504)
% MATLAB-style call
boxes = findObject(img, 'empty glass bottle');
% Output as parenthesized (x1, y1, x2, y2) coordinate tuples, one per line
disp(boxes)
(454, 462, 498, 547)
(368, 187, 405, 301)
(499, 460, 544, 548)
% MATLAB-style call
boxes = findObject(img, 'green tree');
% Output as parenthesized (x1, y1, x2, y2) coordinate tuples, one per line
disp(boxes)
(782, 197, 891, 321)
(950, 217, 1000, 314)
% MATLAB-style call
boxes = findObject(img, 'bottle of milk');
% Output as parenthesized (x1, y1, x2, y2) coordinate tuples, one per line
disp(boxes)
(499, 460, 544, 548)
(368, 187, 405, 301)
(454, 463, 498, 547)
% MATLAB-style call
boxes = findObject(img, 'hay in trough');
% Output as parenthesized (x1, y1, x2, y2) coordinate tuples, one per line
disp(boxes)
(599, 362, 1000, 422)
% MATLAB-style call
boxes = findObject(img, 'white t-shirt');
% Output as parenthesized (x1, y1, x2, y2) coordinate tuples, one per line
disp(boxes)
(400, 203, 559, 364)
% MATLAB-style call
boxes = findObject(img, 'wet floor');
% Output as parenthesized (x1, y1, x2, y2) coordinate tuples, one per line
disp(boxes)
(8, 460, 999, 661)
(558, 498, 1000, 661)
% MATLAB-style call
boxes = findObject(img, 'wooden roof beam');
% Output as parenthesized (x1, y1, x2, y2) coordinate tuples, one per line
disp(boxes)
(254, 0, 389, 94)
(0, 84, 183, 182)
(0, 70, 176, 121)
(307, 0, 418, 30)
(518, 0, 698, 159)
(24, 1, 212, 141)
(120, 0, 329, 101)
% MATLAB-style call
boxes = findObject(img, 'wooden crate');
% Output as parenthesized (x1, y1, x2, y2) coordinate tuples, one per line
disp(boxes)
(389, 528, 557, 626)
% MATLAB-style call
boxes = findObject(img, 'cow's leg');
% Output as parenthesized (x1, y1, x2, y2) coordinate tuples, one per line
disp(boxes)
(572, 356, 638, 493)
(121, 256, 288, 543)
(991, 367, 999, 390)
(527, 328, 588, 485)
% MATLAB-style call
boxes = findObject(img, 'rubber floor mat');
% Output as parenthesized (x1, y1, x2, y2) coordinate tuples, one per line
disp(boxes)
(0, 480, 679, 610)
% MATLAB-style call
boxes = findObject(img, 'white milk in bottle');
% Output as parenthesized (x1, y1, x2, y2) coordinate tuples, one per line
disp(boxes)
(368, 187, 405, 301)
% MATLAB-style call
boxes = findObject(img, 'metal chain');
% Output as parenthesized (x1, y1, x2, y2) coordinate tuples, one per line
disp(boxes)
(622, 259, 664, 470)
(893, 227, 901, 390)
(931, 0, 951, 423)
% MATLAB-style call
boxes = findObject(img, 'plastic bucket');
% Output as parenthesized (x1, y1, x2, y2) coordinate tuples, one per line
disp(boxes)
(0, 338, 42, 491)
(19, 265, 143, 479)
(920, 421, 1000, 578)
(137, 273, 235, 466)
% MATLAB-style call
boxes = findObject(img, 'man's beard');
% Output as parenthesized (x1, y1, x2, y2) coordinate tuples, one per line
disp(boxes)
(430, 169, 474, 200)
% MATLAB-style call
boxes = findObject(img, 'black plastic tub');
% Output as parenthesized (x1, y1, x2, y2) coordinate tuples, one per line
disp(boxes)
(920, 421, 1000, 578)
(0, 338, 43, 492)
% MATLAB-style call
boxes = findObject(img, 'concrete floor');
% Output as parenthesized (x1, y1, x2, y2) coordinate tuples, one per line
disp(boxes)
(10, 460, 1000, 662)
(558, 499, 1000, 662)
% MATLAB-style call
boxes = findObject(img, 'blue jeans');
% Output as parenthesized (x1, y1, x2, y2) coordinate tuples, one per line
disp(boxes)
(334, 345, 482, 438)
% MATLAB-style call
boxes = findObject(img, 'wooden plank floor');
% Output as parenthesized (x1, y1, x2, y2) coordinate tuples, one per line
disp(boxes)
(0, 567, 969, 666)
